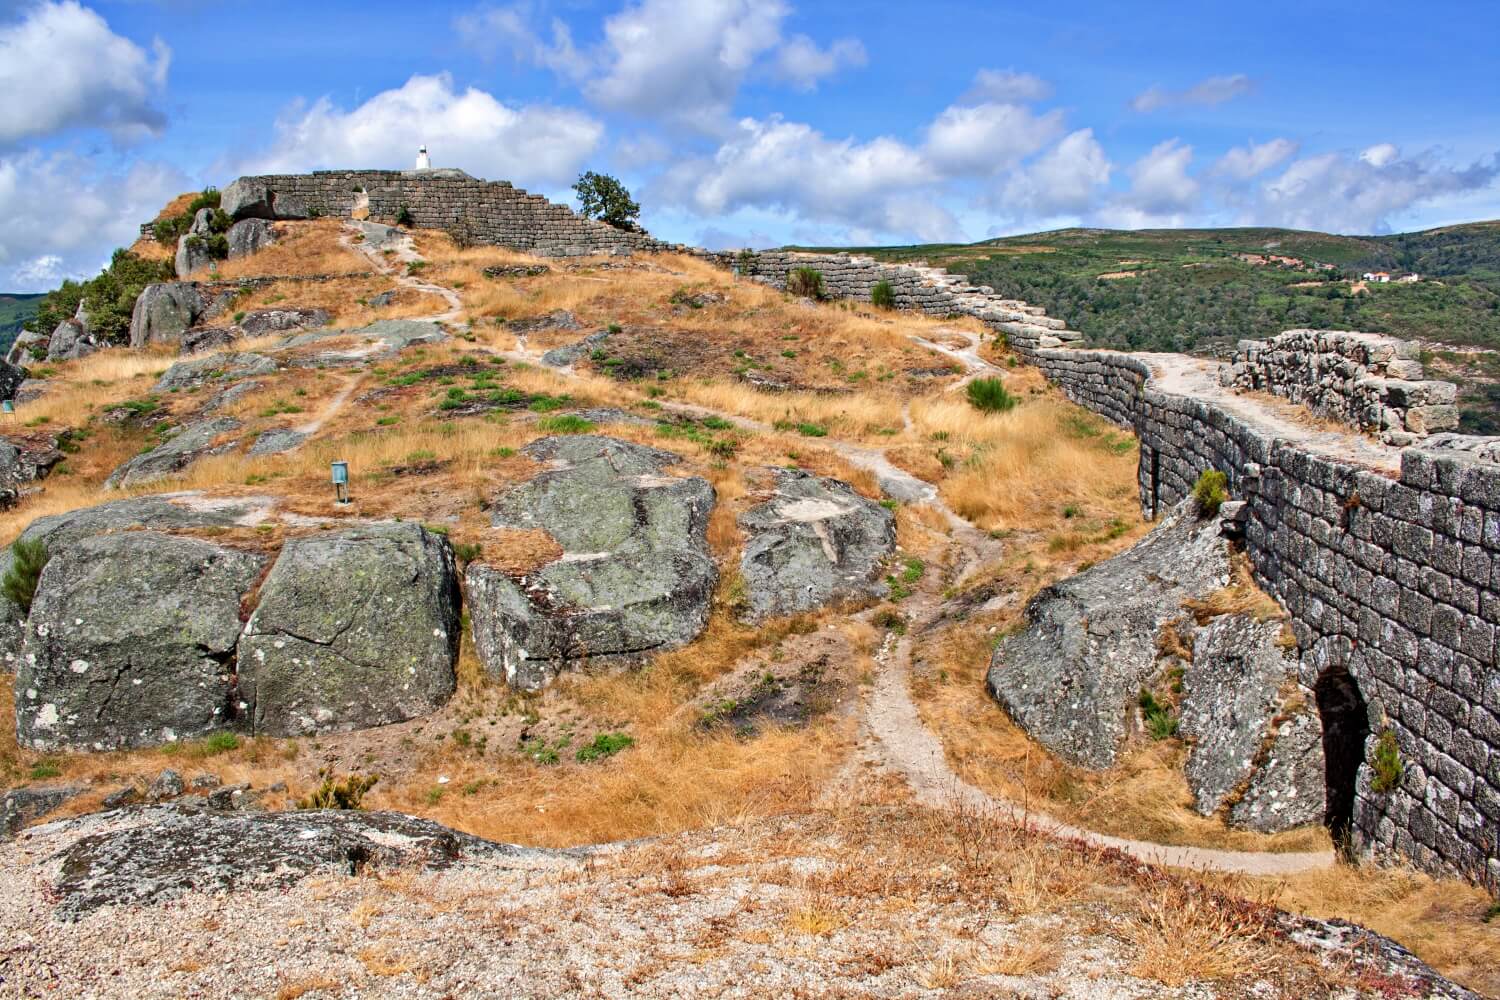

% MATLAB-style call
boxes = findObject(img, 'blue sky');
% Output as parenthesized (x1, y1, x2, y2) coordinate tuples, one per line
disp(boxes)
(2, 0, 1498, 290)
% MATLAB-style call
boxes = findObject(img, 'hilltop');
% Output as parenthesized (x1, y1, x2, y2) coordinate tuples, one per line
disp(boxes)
(0, 178, 1495, 998)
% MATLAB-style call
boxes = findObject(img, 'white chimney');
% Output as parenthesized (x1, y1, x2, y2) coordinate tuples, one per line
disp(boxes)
(415, 145, 431, 170)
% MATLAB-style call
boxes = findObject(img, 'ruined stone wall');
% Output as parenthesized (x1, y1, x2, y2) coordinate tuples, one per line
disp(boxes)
(1025, 344, 1500, 886)
(1222, 330, 1460, 443)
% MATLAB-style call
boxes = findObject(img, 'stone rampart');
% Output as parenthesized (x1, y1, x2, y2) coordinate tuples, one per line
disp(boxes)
(1221, 329, 1459, 443)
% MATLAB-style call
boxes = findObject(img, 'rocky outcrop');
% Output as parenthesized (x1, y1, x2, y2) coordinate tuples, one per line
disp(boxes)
(226, 218, 275, 258)
(46, 302, 100, 361)
(238, 523, 460, 736)
(0, 494, 276, 668)
(14, 532, 264, 751)
(179, 325, 239, 355)
(5, 330, 45, 367)
(174, 234, 214, 278)
(986, 502, 1232, 770)
(247, 428, 306, 455)
(279, 319, 446, 365)
(2, 785, 83, 839)
(467, 436, 716, 690)
(540, 329, 608, 368)
(129, 282, 205, 348)
(45, 806, 547, 920)
(239, 307, 329, 337)
(1179, 615, 1326, 832)
(221, 178, 310, 222)
(0, 436, 63, 507)
(104, 417, 241, 487)
(153, 352, 278, 393)
(738, 468, 895, 619)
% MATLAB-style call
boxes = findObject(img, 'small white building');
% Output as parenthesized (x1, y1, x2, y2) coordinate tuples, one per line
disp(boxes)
(1398, 273, 1421, 283)
(1362, 271, 1391, 283)
(415, 145, 431, 170)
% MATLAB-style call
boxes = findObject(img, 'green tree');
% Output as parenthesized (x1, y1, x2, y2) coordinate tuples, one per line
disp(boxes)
(573, 171, 641, 231)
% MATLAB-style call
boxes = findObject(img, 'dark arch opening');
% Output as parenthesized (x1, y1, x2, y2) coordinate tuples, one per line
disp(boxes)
(1315, 664, 1370, 855)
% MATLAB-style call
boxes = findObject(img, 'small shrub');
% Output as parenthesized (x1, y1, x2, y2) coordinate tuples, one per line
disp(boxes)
(1138, 689, 1179, 740)
(297, 770, 378, 810)
(3, 538, 50, 615)
(1371, 729, 1404, 792)
(870, 279, 896, 309)
(787, 267, 824, 299)
(795, 422, 827, 437)
(452, 541, 483, 565)
(29, 761, 61, 780)
(1192, 469, 1229, 517)
(966, 377, 1017, 413)
(577, 732, 634, 763)
(395, 204, 414, 227)
(537, 414, 596, 434)
(200, 731, 240, 756)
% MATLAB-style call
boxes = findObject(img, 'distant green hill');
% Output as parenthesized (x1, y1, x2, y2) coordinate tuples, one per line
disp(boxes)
(0, 294, 44, 356)
(801, 221, 1500, 432)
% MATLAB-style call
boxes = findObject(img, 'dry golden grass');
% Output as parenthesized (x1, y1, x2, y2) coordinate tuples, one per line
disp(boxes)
(188, 219, 370, 279)
(232, 275, 446, 328)
(974, 930, 1062, 976)
(1208, 863, 1500, 997)
(274, 976, 341, 1000)
(1183, 549, 1288, 625)
(1123, 880, 1277, 985)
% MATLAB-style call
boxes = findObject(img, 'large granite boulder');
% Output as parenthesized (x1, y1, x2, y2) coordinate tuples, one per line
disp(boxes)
(1180, 615, 1325, 832)
(239, 307, 329, 337)
(0, 436, 63, 507)
(2, 784, 83, 839)
(226, 218, 275, 258)
(0, 494, 275, 668)
(129, 282, 205, 349)
(738, 468, 895, 619)
(221, 178, 308, 221)
(104, 417, 241, 487)
(174, 234, 214, 278)
(5, 330, 46, 367)
(42, 805, 553, 920)
(986, 501, 1232, 770)
(153, 352, 278, 393)
(467, 436, 716, 690)
(14, 532, 264, 751)
(278, 319, 445, 366)
(179, 325, 240, 355)
(238, 523, 460, 735)
(46, 301, 100, 361)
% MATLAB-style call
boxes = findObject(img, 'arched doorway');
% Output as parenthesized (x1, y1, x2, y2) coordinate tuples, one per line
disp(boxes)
(1315, 663, 1370, 855)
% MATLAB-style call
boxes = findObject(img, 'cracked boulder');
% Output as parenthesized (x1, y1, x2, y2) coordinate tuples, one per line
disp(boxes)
(986, 501, 1232, 770)
(239, 308, 329, 337)
(238, 522, 460, 736)
(43, 805, 553, 920)
(226, 218, 275, 258)
(105, 417, 241, 488)
(738, 468, 895, 619)
(153, 352, 278, 393)
(0, 493, 277, 668)
(467, 435, 716, 691)
(129, 282, 205, 349)
(0, 436, 63, 507)
(14, 532, 264, 751)
(1180, 615, 1325, 832)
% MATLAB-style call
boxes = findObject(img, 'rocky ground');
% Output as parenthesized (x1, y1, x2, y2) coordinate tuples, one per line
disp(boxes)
(0, 209, 1496, 998)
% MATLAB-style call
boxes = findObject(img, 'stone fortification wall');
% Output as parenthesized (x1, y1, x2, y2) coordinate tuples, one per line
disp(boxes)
(221, 170, 675, 257)
(1222, 329, 1459, 443)
(1028, 344, 1499, 887)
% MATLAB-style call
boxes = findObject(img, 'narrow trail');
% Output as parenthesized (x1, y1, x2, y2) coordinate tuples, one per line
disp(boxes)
(294, 375, 360, 437)
(458, 261, 1335, 875)
(342, 221, 463, 323)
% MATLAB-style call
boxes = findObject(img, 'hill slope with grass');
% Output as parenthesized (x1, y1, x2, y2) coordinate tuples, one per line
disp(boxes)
(0, 294, 43, 354)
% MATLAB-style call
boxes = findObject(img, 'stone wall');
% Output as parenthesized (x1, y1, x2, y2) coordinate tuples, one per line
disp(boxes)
(222, 170, 678, 258)
(1028, 344, 1499, 886)
(1221, 329, 1460, 444)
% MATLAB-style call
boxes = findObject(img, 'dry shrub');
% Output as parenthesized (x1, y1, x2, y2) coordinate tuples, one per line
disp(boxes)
(275, 975, 342, 1000)
(1123, 879, 1277, 985)
(1182, 550, 1286, 624)
(974, 929, 1063, 976)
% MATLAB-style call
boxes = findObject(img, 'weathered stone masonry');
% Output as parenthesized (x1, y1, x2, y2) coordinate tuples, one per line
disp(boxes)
(222, 169, 1499, 885)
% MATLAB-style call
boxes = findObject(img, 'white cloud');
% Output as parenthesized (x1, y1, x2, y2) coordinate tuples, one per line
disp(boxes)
(1000, 128, 1112, 217)
(1099, 139, 1200, 227)
(1360, 142, 1399, 168)
(230, 73, 603, 188)
(461, 0, 865, 131)
(454, 3, 589, 78)
(1213, 137, 1298, 179)
(696, 224, 775, 250)
(771, 34, 866, 91)
(1131, 73, 1253, 113)
(1251, 148, 1500, 233)
(0, 150, 186, 290)
(582, 0, 787, 130)
(0, 1, 170, 146)
(962, 68, 1052, 105)
(655, 115, 960, 242)
(923, 102, 1064, 175)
